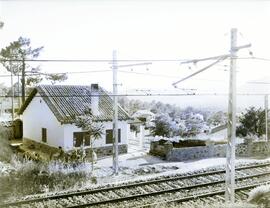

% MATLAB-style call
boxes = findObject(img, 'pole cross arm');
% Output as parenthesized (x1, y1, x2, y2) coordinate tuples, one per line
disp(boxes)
(114, 62, 152, 68)
(172, 56, 228, 86)
(180, 54, 230, 64)
(233, 43, 252, 52)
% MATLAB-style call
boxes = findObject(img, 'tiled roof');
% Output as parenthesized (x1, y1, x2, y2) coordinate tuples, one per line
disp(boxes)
(19, 85, 131, 123)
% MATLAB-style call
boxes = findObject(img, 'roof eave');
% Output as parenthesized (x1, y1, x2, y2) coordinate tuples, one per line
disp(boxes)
(60, 117, 132, 125)
(18, 88, 38, 115)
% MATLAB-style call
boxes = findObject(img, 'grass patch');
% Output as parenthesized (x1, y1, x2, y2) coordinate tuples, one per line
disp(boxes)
(0, 127, 94, 202)
(0, 158, 92, 201)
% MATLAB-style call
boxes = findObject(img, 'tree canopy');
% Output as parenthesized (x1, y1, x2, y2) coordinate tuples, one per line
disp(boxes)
(119, 97, 212, 137)
(75, 109, 104, 171)
(0, 37, 68, 87)
(0, 37, 43, 75)
(151, 114, 172, 137)
(46, 73, 68, 85)
(236, 107, 268, 138)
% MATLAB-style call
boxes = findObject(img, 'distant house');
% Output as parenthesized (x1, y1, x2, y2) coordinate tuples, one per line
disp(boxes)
(18, 84, 131, 154)
(132, 110, 155, 127)
(191, 113, 204, 121)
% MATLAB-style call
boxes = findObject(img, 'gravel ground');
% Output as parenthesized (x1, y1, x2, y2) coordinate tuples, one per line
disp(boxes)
(1, 149, 270, 206)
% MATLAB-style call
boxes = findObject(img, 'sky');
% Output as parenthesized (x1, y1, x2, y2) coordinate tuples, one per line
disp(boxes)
(0, 0, 270, 110)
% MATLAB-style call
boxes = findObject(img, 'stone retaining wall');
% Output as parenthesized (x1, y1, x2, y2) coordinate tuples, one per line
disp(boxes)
(235, 143, 249, 156)
(166, 144, 226, 161)
(22, 138, 128, 160)
(150, 139, 270, 161)
(149, 140, 173, 157)
(23, 138, 60, 155)
(90, 144, 128, 157)
(236, 140, 270, 157)
(251, 141, 270, 156)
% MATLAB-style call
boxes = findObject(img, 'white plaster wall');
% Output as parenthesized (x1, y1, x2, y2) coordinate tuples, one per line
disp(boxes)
(23, 94, 64, 148)
(63, 121, 130, 150)
(23, 93, 130, 151)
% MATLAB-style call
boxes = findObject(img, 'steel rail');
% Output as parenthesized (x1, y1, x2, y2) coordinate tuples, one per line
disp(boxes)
(1, 162, 270, 207)
(136, 182, 268, 208)
(66, 171, 270, 208)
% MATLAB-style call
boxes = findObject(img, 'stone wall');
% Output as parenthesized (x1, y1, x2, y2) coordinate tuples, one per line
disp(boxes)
(90, 144, 128, 157)
(22, 138, 128, 159)
(150, 139, 270, 161)
(236, 143, 249, 156)
(236, 139, 270, 157)
(149, 140, 173, 157)
(166, 144, 226, 161)
(249, 141, 270, 157)
(23, 138, 60, 155)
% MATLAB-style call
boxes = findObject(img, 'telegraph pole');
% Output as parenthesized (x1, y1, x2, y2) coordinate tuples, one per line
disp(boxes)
(11, 71, 14, 121)
(21, 59, 26, 104)
(225, 28, 237, 204)
(112, 50, 119, 174)
(225, 29, 251, 204)
(170, 28, 250, 204)
(265, 95, 268, 141)
(17, 74, 20, 108)
(223, 27, 253, 204)
(111, 52, 151, 174)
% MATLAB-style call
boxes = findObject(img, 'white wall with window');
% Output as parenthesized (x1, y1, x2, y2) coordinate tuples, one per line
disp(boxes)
(22, 95, 65, 148)
(41, 128, 47, 143)
(105, 129, 121, 144)
(63, 121, 130, 151)
(23, 94, 130, 151)
(73, 132, 91, 147)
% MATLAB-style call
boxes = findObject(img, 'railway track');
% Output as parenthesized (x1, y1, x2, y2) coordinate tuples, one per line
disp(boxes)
(2, 162, 270, 208)
(136, 183, 259, 208)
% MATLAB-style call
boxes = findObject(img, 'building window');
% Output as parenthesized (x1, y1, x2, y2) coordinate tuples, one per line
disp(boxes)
(106, 129, 121, 144)
(42, 128, 47, 143)
(73, 132, 90, 147)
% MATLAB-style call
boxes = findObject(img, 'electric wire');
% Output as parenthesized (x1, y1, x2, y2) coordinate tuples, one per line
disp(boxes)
(0, 59, 188, 63)
(0, 56, 270, 62)
(1, 93, 269, 98)
(0, 70, 111, 77)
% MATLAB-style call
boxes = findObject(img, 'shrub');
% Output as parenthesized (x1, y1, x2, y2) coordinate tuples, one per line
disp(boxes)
(0, 126, 13, 162)
(0, 158, 92, 201)
(248, 184, 270, 208)
(236, 107, 267, 138)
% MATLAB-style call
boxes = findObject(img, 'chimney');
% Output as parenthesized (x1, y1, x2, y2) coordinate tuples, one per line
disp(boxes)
(91, 84, 99, 116)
